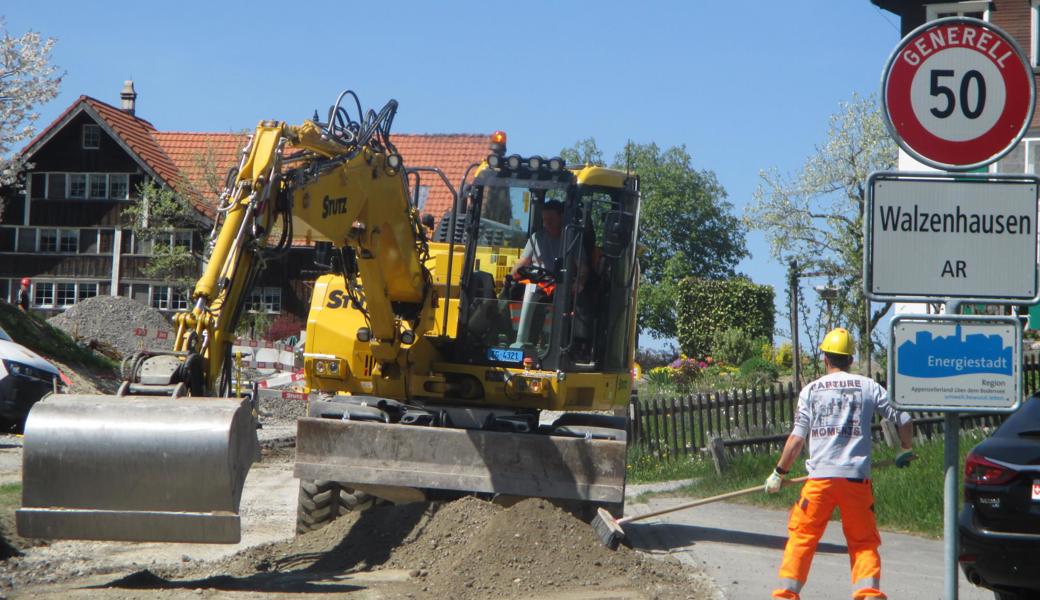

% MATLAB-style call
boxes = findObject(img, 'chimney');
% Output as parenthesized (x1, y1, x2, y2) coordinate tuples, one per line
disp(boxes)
(120, 80, 137, 115)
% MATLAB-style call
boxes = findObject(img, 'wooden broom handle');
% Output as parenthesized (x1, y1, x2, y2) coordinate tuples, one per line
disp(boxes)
(618, 475, 810, 525)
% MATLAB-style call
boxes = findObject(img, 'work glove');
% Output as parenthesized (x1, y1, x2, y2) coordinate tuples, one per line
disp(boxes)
(764, 468, 784, 494)
(895, 449, 914, 468)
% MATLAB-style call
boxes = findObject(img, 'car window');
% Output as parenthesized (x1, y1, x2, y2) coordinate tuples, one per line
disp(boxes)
(994, 395, 1040, 436)
(0, 325, 11, 342)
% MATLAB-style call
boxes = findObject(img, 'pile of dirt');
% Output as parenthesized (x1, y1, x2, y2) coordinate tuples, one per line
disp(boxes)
(144, 497, 716, 599)
(48, 296, 173, 359)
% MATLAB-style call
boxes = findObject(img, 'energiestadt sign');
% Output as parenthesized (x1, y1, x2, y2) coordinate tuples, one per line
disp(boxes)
(882, 18, 1035, 171)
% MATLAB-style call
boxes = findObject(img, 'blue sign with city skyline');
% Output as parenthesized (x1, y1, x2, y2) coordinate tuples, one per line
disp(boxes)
(897, 324, 1013, 379)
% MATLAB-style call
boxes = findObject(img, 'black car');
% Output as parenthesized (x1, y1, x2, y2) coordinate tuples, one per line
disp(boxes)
(960, 394, 1040, 600)
(0, 324, 60, 430)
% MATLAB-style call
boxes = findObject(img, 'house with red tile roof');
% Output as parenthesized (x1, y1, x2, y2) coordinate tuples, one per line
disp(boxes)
(0, 83, 489, 322)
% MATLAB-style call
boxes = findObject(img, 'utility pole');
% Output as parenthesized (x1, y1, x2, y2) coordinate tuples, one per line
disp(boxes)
(788, 259, 800, 388)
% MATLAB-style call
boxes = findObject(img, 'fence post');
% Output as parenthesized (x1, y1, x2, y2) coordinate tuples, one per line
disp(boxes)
(786, 382, 796, 424)
(709, 436, 728, 475)
(669, 397, 680, 459)
(714, 391, 723, 440)
(696, 393, 706, 453)
(880, 419, 900, 449)
(678, 396, 689, 456)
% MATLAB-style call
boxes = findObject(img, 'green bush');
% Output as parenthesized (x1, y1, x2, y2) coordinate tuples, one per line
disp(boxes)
(711, 327, 761, 366)
(676, 277, 774, 358)
(739, 357, 779, 386)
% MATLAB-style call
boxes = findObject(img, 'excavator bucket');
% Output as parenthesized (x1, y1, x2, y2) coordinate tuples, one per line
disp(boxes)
(294, 418, 626, 507)
(17, 394, 258, 543)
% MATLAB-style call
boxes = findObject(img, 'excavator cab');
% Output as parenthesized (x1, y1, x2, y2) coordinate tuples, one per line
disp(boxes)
(455, 159, 640, 377)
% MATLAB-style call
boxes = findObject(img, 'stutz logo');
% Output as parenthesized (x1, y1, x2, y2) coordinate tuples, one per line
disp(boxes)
(322, 195, 347, 219)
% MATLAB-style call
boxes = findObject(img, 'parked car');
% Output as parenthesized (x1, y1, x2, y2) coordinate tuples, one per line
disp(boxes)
(0, 324, 60, 431)
(960, 394, 1040, 600)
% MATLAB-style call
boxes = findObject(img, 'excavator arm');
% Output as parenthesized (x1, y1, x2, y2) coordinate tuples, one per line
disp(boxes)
(18, 95, 434, 543)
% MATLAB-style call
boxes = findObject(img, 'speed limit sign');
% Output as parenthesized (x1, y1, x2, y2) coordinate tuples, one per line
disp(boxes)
(882, 17, 1035, 171)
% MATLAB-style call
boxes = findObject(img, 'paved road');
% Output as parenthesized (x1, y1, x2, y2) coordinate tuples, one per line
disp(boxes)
(626, 497, 991, 600)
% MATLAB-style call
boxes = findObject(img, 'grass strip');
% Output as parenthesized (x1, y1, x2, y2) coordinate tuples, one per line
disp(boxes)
(626, 430, 986, 538)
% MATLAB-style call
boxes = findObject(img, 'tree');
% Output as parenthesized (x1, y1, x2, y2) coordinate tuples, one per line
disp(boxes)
(0, 19, 62, 216)
(561, 138, 748, 338)
(747, 93, 897, 361)
(122, 180, 206, 290)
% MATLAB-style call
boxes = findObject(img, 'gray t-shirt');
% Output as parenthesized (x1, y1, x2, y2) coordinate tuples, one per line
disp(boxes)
(521, 230, 563, 270)
(791, 372, 911, 479)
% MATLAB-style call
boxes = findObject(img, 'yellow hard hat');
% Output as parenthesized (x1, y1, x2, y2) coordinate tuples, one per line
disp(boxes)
(819, 327, 854, 356)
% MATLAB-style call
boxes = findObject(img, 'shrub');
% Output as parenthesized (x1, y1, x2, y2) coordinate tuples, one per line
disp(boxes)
(739, 357, 779, 386)
(676, 277, 775, 358)
(267, 313, 304, 342)
(774, 342, 793, 369)
(711, 327, 759, 366)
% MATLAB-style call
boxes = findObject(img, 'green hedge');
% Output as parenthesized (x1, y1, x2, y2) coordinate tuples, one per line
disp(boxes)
(676, 277, 774, 358)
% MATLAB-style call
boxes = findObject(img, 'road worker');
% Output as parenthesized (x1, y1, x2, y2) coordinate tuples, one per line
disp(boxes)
(17, 278, 31, 312)
(765, 327, 914, 600)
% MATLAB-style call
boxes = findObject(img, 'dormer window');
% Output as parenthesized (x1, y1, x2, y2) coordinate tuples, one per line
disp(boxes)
(82, 124, 100, 149)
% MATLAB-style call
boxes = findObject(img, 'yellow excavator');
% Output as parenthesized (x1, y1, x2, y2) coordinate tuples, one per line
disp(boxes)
(18, 91, 641, 543)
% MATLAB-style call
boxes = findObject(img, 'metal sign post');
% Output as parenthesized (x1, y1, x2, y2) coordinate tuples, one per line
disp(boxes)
(875, 19, 1036, 598)
(888, 311, 1022, 600)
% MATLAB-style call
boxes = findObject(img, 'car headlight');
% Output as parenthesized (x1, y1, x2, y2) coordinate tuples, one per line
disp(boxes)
(3, 360, 53, 382)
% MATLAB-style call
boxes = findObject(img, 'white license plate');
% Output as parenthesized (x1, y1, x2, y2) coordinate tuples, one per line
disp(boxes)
(1032, 480, 1040, 501)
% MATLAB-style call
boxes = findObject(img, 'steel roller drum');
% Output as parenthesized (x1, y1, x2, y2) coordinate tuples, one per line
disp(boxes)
(17, 394, 258, 543)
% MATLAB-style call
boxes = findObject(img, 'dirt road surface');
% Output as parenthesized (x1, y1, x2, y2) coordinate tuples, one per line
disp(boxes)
(0, 421, 721, 600)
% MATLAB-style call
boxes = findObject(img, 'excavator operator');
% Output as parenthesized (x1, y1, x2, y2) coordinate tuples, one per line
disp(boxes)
(511, 200, 564, 276)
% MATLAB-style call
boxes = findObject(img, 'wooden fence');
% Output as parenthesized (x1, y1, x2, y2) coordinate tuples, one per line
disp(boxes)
(630, 355, 1040, 460)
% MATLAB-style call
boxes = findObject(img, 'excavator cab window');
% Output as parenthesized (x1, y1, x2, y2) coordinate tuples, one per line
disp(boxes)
(456, 177, 573, 364)
(556, 184, 639, 372)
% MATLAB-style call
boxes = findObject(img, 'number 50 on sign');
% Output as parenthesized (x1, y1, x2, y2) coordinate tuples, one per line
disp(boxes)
(882, 17, 1035, 171)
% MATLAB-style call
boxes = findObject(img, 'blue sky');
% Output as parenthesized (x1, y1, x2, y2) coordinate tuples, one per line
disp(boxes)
(4, 1, 904, 348)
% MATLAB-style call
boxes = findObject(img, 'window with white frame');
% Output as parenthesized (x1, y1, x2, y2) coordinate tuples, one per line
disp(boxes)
(89, 174, 107, 199)
(59, 229, 78, 253)
(33, 283, 54, 307)
(68, 174, 87, 199)
(109, 174, 129, 200)
(78, 283, 98, 301)
(38, 229, 58, 252)
(171, 288, 190, 310)
(994, 138, 1040, 174)
(927, 1, 989, 20)
(151, 286, 171, 310)
(173, 230, 192, 251)
(82, 124, 100, 149)
(55, 283, 76, 307)
(248, 286, 282, 314)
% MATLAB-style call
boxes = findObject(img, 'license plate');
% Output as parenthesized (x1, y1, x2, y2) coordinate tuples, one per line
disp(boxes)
(487, 347, 523, 363)
(1032, 480, 1040, 501)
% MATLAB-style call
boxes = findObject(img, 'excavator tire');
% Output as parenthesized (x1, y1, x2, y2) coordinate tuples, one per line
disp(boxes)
(295, 480, 377, 534)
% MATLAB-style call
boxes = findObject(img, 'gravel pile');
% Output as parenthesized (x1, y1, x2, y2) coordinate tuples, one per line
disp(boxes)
(48, 296, 174, 360)
(258, 392, 307, 422)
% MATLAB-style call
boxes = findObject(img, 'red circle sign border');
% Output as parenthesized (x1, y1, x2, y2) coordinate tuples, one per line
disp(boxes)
(882, 17, 1035, 171)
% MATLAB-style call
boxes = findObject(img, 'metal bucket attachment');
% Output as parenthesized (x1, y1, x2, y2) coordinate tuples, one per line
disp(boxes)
(294, 418, 626, 504)
(17, 394, 258, 543)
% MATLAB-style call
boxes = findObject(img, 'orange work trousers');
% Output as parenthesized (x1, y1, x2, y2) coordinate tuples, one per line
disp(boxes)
(772, 478, 884, 600)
